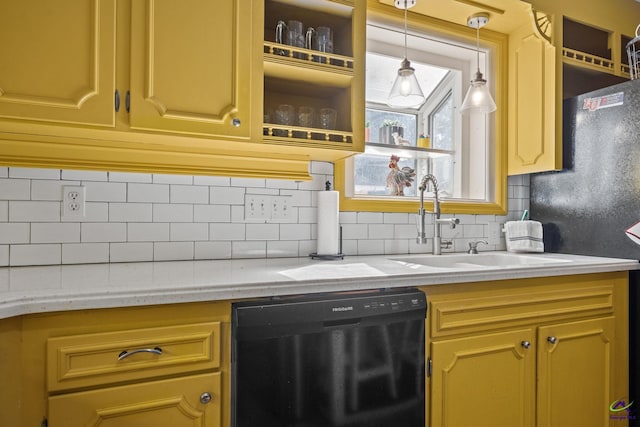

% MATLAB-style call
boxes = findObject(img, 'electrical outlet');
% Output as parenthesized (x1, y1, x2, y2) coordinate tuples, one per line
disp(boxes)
(62, 185, 86, 220)
(271, 196, 294, 222)
(488, 222, 503, 245)
(245, 195, 271, 221)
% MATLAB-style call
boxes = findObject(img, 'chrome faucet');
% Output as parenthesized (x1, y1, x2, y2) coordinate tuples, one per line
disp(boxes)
(417, 174, 460, 255)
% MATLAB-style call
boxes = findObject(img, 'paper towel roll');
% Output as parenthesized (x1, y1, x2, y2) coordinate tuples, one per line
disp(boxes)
(317, 191, 340, 255)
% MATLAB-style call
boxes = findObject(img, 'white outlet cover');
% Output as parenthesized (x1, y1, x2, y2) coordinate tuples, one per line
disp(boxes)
(62, 185, 86, 221)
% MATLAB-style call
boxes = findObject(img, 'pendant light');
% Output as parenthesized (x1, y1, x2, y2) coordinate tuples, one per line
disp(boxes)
(387, 0, 425, 108)
(460, 13, 497, 114)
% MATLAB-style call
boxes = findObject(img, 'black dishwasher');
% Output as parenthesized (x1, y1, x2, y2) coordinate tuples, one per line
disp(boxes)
(231, 288, 427, 427)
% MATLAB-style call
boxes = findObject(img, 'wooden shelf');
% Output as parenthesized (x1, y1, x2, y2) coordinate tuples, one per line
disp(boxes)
(364, 142, 453, 159)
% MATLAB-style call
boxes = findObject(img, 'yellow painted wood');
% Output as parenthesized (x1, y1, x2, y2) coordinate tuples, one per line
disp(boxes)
(47, 322, 221, 392)
(0, 317, 23, 427)
(537, 317, 615, 427)
(129, 0, 256, 140)
(507, 10, 559, 175)
(430, 328, 536, 427)
(0, 0, 117, 127)
(423, 272, 629, 427)
(49, 372, 221, 427)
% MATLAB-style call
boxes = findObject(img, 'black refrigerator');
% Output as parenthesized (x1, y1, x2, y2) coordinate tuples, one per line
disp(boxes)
(530, 78, 640, 425)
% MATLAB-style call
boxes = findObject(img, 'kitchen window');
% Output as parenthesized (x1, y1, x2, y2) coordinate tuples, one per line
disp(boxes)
(335, 10, 508, 215)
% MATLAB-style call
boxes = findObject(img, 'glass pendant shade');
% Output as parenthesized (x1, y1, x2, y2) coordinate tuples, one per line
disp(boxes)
(460, 71, 496, 113)
(388, 58, 425, 108)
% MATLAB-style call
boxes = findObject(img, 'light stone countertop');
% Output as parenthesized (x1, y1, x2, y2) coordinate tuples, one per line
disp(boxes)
(0, 251, 637, 320)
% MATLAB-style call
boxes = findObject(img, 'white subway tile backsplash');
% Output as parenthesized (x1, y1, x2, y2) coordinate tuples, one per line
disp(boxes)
(62, 170, 108, 181)
(128, 183, 169, 203)
(195, 241, 231, 259)
(128, 223, 169, 242)
(210, 223, 245, 240)
(152, 174, 193, 185)
(267, 241, 299, 258)
(170, 223, 208, 241)
(31, 223, 80, 243)
(84, 182, 127, 202)
(0, 164, 525, 265)
(10, 244, 61, 266)
(10, 201, 60, 222)
(9, 167, 60, 180)
(170, 185, 209, 204)
(0, 179, 30, 200)
(194, 205, 230, 223)
(0, 245, 8, 266)
(110, 242, 153, 262)
(31, 180, 68, 201)
(246, 223, 279, 240)
(232, 241, 266, 258)
(0, 223, 29, 244)
(153, 204, 193, 223)
(109, 172, 152, 183)
(154, 242, 194, 261)
(82, 223, 127, 242)
(279, 224, 311, 241)
(369, 224, 394, 240)
(210, 186, 245, 205)
(109, 203, 152, 222)
(0, 201, 8, 221)
(62, 243, 109, 264)
(358, 212, 383, 224)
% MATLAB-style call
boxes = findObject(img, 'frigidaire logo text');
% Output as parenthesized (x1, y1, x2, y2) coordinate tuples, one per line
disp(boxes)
(332, 306, 354, 312)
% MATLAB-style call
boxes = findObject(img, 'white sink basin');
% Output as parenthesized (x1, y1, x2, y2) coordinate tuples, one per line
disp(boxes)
(391, 252, 572, 269)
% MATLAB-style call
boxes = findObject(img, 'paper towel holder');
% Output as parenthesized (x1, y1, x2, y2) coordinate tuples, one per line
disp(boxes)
(310, 225, 344, 260)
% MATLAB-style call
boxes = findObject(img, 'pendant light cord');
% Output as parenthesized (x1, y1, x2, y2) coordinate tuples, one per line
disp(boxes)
(475, 22, 480, 74)
(403, 1, 408, 60)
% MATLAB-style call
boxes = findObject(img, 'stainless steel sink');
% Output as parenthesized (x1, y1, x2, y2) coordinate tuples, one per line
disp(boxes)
(390, 252, 571, 269)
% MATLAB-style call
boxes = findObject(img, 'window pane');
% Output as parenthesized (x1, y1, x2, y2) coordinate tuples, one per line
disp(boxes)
(354, 154, 418, 197)
(366, 109, 417, 146)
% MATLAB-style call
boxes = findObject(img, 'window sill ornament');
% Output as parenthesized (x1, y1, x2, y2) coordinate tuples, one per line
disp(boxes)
(386, 154, 416, 196)
(387, 0, 426, 108)
(460, 12, 497, 114)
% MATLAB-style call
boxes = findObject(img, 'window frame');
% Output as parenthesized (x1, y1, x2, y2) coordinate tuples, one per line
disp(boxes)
(335, 5, 508, 215)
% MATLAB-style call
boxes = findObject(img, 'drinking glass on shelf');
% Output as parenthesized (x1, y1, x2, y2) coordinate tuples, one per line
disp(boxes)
(315, 26, 333, 53)
(286, 20, 305, 58)
(319, 108, 337, 130)
(297, 106, 316, 128)
(274, 104, 295, 136)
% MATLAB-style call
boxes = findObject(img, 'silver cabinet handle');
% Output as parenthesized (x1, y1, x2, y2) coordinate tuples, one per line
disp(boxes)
(232, 118, 241, 127)
(521, 341, 531, 349)
(117, 346, 163, 361)
(200, 392, 213, 404)
(547, 336, 557, 344)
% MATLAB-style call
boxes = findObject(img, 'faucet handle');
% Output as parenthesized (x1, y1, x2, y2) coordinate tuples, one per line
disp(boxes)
(468, 240, 488, 254)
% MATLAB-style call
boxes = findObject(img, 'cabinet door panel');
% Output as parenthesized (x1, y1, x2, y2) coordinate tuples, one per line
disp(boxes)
(0, 0, 116, 126)
(129, 0, 254, 139)
(537, 317, 615, 427)
(48, 372, 221, 427)
(430, 329, 536, 427)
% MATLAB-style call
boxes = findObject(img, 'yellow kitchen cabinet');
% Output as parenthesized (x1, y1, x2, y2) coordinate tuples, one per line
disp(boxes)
(424, 272, 628, 427)
(0, 0, 117, 127)
(2, 301, 232, 427)
(49, 373, 221, 427)
(128, 0, 258, 140)
(430, 328, 536, 427)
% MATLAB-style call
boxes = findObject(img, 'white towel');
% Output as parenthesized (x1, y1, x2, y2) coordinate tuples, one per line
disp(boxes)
(504, 220, 544, 253)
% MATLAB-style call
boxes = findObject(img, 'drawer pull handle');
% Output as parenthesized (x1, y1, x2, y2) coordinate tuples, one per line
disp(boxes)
(521, 341, 531, 349)
(547, 336, 557, 344)
(118, 346, 163, 360)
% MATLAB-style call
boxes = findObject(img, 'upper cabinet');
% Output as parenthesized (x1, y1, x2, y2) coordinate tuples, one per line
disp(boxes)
(0, 0, 117, 127)
(262, 0, 366, 160)
(128, 0, 256, 140)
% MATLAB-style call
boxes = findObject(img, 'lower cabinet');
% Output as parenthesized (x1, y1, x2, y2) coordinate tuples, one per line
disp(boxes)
(49, 373, 221, 427)
(424, 272, 628, 427)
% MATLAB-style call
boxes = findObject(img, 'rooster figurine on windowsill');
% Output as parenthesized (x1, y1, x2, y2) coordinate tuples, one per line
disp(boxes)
(386, 154, 416, 196)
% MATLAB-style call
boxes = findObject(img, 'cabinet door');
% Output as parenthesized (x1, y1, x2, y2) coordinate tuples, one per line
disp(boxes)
(430, 329, 536, 427)
(48, 372, 221, 427)
(129, 0, 255, 140)
(507, 17, 559, 175)
(0, 0, 116, 127)
(537, 317, 615, 427)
